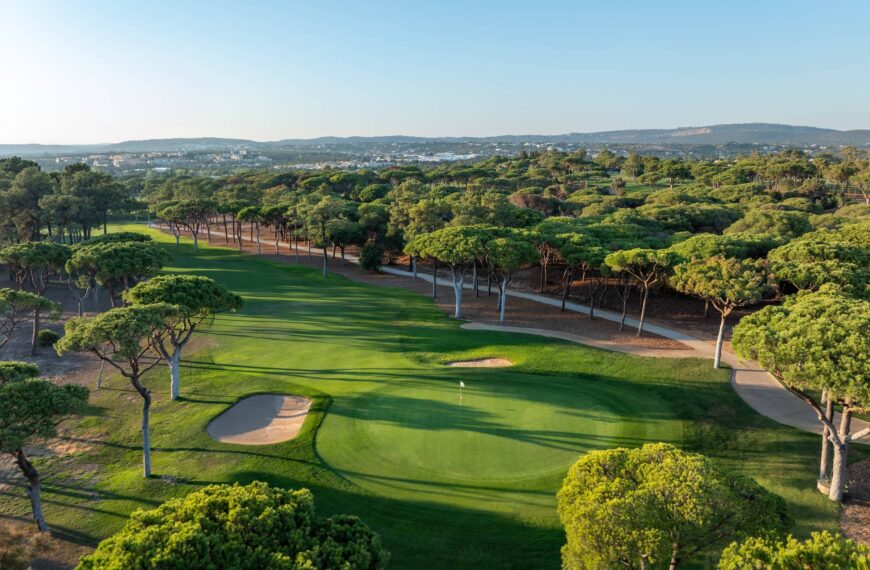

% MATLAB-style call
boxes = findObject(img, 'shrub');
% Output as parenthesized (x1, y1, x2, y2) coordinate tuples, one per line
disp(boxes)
(77, 482, 388, 570)
(36, 329, 60, 347)
(719, 531, 870, 569)
(359, 243, 384, 271)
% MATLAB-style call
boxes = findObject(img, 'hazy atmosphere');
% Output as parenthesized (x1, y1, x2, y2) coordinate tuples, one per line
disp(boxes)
(2, 0, 869, 143)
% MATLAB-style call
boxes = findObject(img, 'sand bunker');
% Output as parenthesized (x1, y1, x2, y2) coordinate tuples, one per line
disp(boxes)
(446, 358, 513, 368)
(207, 394, 311, 445)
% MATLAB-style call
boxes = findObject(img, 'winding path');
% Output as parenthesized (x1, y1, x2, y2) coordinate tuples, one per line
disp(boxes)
(154, 223, 870, 443)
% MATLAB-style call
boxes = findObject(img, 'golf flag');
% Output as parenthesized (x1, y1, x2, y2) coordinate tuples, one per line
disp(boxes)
(459, 381, 465, 388)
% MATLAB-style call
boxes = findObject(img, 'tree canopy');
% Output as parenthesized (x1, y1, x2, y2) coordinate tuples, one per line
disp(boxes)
(558, 443, 789, 570)
(77, 482, 388, 570)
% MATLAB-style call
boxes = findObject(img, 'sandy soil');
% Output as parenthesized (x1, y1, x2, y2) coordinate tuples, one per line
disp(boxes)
(206, 394, 312, 445)
(842, 458, 870, 546)
(446, 358, 513, 368)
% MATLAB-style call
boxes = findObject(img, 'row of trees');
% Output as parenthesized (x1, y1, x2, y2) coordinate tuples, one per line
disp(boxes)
(0, 158, 131, 244)
(56, 233, 242, 478)
(0, 232, 242, 532)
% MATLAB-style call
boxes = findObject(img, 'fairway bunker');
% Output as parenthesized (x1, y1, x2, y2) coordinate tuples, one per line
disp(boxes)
(207, 394, 311, 445)
(446, 358, 513, 368)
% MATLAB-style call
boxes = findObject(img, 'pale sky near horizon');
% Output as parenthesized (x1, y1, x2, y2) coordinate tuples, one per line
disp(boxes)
(1, 0, 869, 144)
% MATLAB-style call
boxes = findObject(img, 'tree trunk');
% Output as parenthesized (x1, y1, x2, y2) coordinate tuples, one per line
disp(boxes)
(560, 268, 574, 311)
(97, 359, 105, 389)
(452, 272, 464, 319)
(499, 279, 508, 323)
(828, 406, 852, 502)
(668, 543, 679, 570)
(131, 376, 153, 478)
(432, 259, 438, 298)
(169, 350, 181, 401)
(30, 308, 39, 355)
(637, 285, 650, 336)
(412, 255, 418, 278)
(819, 392, 833, 486)
(322, 247, 328, 278)
(472, 261, 478, 297)
(714, 310, 727, 368)
(15, 450, 47, 531)
(223, 214, 229, 243)
(254, 224, 261, 255)
(619, 284, 630, 331)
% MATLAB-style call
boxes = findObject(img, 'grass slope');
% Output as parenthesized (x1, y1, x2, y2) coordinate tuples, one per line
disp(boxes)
(0, 225, 847, 569)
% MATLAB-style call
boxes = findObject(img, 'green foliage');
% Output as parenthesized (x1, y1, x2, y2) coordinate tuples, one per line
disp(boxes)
(671, 257, 773, 314)
(125, 275, 242, 319)
(558, 443, 789, 570)
(406, 225, 489, 268)
(57, 304, 178, 361)
(0, 361, 39, 384)
(65, 241, 170, 296)
(36, 329, 60, 347)
(604, 248, 675, 283)
(768, 227, 870, 298)
(485, 233, 539, 274)
(76, 232, 152, 248)
(554, 232, 605, 270)
(0, 288, 62, 348)
(77, 482, 388, 570)
(668, 233, 775, 262)
(0, 376, 88, 454)
(718, 531, 870, 569)
(732, 287, 870, 404)
(326, 219, 367, 250)
(0, 241, 71, 290)
(724, 210, 812, 240)
(359, 242, 384, 271)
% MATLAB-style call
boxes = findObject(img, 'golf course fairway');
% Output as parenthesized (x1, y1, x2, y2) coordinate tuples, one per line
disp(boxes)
(0, 224, 846, 569)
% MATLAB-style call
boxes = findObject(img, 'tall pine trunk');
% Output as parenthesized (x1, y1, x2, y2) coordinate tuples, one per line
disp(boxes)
(131, 375, 153, 478)
(637, 285, 650, 336)
(818, 392, 833, 487)
(828, 406, 852, 502)
(15, 450, 47, 531)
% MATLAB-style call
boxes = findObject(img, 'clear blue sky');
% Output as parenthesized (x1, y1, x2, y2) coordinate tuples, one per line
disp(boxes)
(1, 0, 868, 143)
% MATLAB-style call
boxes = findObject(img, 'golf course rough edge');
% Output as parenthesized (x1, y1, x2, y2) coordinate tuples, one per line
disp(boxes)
(206, 394, 312, 445)
(445, 358, 513, 367)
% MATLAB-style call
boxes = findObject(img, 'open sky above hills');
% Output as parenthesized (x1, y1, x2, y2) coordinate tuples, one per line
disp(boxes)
(1, 0, 869, 143)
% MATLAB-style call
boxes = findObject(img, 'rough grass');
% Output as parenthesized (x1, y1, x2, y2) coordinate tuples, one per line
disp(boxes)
(0, 224, 850, 569)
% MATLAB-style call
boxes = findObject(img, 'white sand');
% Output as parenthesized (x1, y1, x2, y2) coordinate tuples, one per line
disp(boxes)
(207, 394, 311, 445)
(446, 358, 513, 368)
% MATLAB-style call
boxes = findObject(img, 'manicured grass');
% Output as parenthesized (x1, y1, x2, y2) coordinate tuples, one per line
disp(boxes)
(0, 224, 850, 568)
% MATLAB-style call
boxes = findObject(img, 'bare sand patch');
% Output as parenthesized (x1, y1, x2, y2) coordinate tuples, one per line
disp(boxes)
(446, 358, 513, 368)
(207, 394, 311, 445)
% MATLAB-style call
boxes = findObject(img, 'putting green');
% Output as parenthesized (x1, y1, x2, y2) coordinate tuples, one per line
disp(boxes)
(319, 370, 681, 513)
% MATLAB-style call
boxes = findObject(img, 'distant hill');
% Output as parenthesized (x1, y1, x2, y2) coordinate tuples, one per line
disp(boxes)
(2, 123, 869, 157)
